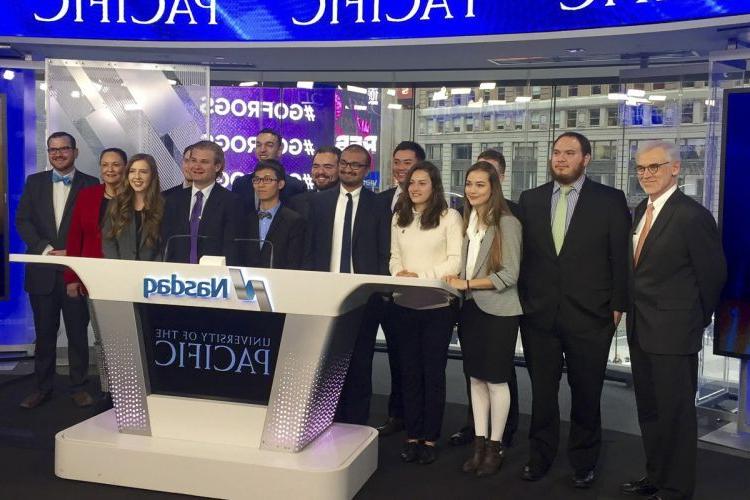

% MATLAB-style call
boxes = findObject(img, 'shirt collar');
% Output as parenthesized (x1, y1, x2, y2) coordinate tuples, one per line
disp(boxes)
(192, 182, 216, 199)
(553, 174, 586, 195)
(340, 185, 363, 199)
(649, 184, 678, 211)
(260, 201, 281, 217)
(52, 168, 76, 180)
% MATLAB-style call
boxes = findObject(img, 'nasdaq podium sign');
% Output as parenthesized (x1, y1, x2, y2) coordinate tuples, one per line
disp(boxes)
(1, 1, 749, 43)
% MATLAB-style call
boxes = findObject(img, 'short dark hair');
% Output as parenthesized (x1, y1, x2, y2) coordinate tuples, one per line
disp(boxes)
(314, 146, 342, 161)
(477, 149, 507, 175)
(99, 148, 127, 165)
(342, 144, 371, 167)
(191, 140, 225, 178)
(553, 132, 591, 157)
(47, 131, 76, 149)
(257, 128, 282, 145)
(254, 159, 286, 180)
(393, 141, 426, 161)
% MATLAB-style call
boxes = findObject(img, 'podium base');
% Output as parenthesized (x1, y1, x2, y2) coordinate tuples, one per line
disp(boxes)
(55, 410, 378, 499)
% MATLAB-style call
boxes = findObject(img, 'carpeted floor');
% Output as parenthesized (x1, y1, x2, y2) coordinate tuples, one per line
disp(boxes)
(0, 370, 747, 500)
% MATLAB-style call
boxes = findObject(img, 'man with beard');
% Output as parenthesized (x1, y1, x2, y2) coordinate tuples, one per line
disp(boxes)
(517, 132, 630, 488)
(287, 146, 341, 220)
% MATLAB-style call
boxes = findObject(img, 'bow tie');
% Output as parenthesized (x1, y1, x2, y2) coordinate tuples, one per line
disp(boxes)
(258, 211, 272, 220)
(52, 172, 72, 186)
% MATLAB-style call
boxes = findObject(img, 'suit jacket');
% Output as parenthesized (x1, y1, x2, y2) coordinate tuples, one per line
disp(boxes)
(64, 183, 107, 285)
(518, 177, 631, 333)
(238, 205, 306, 270)
(459, 215, 523, 317)
(233, 172, 308, 212)
(161, 183, 243, 264)
(162, 183, 188, 197)
(287, 183, 340, 221)
(305, 186, 389, 275)
(102, 215, 161, 262)
(626, 189, 727, 354)
(16, 169, 99, 294)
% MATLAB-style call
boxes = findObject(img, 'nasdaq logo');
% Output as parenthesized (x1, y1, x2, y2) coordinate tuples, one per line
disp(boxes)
(228, 268, 273, 311)
(143, 274, 229, 299)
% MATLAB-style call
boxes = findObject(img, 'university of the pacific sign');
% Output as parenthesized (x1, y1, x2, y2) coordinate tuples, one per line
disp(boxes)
(1, 1, 749, 42)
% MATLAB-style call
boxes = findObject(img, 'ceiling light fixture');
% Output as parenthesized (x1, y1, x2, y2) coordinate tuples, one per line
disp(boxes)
(479, 82, 496, 90)
(297, 81, 314, 89)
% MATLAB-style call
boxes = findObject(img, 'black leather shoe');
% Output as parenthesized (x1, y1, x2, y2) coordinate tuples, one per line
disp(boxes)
(20, 390, 51, 409)
(418, 443, 438, 465)
(572, 469, 596, 489)
(400, 441, 420, 463)
(449, 425, 474, 446)
(377, 417, 404, 436)
(620, 477, 659, 496)
(520, 463, 547, 481)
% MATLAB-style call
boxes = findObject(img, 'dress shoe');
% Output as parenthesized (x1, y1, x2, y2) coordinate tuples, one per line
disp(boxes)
(400, 441, 420, 463)
(71, 390, 94, 408)
(449, 425, 474, 446)
(620, 477, 659, 496)
(572, 469, 596, 489)
(476, 440, 504, 477)
(462, 436, 486, 473)
(418, 443, 438, 465)
(376, 417, 404, 436)
(520, 463, 547, 481)
(20, 391, 51, 409)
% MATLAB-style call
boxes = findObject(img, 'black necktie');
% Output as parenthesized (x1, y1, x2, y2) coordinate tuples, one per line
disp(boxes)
(340, 193, 353, 273)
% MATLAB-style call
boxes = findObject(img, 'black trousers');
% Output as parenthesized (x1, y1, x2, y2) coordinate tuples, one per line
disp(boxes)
(380, 298, 404, 419)
(394, 304, 455, 442)
(460, 367, 519, 442)
(629, 334, 698, 500)
(29, 272, 90, 393)
(335, 295, 383, 425)
(520, 318, 614, 473)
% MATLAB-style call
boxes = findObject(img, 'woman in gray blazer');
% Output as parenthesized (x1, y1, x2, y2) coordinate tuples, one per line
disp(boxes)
(103, 154, 164, 261)
(444, 161, 523, 477)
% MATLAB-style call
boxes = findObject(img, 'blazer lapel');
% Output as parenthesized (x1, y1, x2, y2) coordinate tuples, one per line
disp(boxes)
(264, 208, 283, 243)
(471, 226, 495, 279)
(459, 235, 469, 279)
(352, 188, 372, 245)
(539, 183, 556, 258)
(636, 190, 681, 266)
(199, 186, 224, 232)
(40, 171, 56, 236)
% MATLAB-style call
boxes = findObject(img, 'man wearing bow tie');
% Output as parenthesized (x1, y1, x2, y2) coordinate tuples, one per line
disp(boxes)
(15, 132, 99, 409)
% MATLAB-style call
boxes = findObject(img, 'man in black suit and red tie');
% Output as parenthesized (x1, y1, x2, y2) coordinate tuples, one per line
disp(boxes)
(15, 131, 99, 409)
(621, 141, 726, 500)
(305, 144, 390, 425)
(518, 132, 631, 487)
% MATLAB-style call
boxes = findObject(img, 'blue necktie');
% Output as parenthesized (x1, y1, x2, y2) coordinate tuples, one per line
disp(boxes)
(52, 172, 72, 185)
(189, 191, 204, 264)
(340, 193, 353, 273)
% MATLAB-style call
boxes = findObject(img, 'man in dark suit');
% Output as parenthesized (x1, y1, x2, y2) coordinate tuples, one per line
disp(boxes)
(15, 131, 99, 409)
(306, 144, 390, 425)
(162, 144, 193, 196)
(621, 141, 726, 500)
(287, 146, 341, 220)
(450, 148, 521, 448)
(162, 140, 242, 264)
(232, 128, 307, 210)
(239, 159, 306, 270)
(374, 141, 425, 436)
(518, 132, 630, 487)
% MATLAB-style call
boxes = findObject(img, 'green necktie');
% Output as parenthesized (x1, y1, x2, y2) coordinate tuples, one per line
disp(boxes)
(552, 185, 572, 255)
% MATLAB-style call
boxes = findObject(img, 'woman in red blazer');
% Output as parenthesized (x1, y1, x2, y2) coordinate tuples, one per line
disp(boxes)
(64, 148, 127, 295)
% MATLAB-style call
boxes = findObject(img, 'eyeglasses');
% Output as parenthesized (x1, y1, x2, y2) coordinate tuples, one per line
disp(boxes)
(47, 146, 73, 154)
(252, 176, 279, 185)
(339, 160, 368, 170)
(635, 161, 671, 176)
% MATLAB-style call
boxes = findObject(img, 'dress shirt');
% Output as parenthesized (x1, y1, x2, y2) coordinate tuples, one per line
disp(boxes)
(465, 208, 487, 279)
(190, 182, 216, 219)
(53, 169, 75, 231)
(390, 185, 403, 212)
(632, 184, 678, 255)
(330, 185, 362, 273)
(258, 202, 281, 245)
(550, 174, 586, 235)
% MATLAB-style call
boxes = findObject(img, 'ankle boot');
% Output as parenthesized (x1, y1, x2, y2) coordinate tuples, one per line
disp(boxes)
(462, 436, 486, 473)
(476, 440, 504, 477)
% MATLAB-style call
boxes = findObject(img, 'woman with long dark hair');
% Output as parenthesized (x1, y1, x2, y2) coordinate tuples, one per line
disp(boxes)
(444, 161, 522, 477)
(389, 161, 463, 465)
(103, 154, 164, 261)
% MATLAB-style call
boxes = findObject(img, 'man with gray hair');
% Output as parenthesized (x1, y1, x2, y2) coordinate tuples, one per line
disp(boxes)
(621, 140, 726, 500)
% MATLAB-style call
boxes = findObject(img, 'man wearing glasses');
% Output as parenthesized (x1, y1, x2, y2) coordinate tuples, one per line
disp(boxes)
(305, 144, 390, 425)
(16, 132, 99, 409)
(239, 159, 306, 270)
(621, 141, 725, 500)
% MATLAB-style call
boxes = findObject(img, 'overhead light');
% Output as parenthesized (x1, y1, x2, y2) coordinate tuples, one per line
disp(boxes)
(70, 90, 81, 98)
(451, 88, 472, 95)
(625, 99, 638, 106)
(239, 81, 258, 87)
(346, 85, 368, 94)
(487, 99, 507, 106)
(386, 89, 397, 96)
(479, 82, 496, 90)
(124, 103, 142, 111)
(387, 103, 403, 110)
(565, 48, 586, 54)
(353, 104, 368, 111)
(167, 79, 178, 86)
(705, 99, 716, 106)
(648, 95, 667, 101)
(432, 87, 448, 101)
(515, 96, 531, 103)
(297, 81, 314, 89)
(627, 88, 646, 98)
(468, 100, 483, 108)
(608, 93, 629, 101)
(2, 69, 15, 80)
(39, 82, 47, 91)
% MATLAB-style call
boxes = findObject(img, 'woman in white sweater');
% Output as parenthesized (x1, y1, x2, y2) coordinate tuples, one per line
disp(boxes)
(390, 161, 463, 465)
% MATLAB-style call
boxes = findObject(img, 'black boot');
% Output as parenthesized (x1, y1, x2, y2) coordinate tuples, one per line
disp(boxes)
(476, 440, 504, 477)
(462, 436, 486, 473)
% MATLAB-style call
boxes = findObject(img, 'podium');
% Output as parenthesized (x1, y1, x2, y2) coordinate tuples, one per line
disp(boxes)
(11, 254, 457, 499)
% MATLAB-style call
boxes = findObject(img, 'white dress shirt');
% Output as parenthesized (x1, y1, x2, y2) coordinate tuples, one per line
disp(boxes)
(190, 182, 216, 219)
(632, 184, 678, 255)
(465, 208, 487, 279)
(390, 185, 403, 212)
(53, 170, 75, 231)
(330, 185, 362, 273)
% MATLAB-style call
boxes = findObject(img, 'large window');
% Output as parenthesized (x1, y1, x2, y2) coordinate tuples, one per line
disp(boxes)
(452, 143, 471, 160)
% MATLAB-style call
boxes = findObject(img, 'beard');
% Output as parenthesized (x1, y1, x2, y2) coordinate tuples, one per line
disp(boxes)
(549, 161, 585, 185)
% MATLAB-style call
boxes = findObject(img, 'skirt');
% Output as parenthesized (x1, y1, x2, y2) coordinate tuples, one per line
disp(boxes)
(458, 299, 519, 384)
